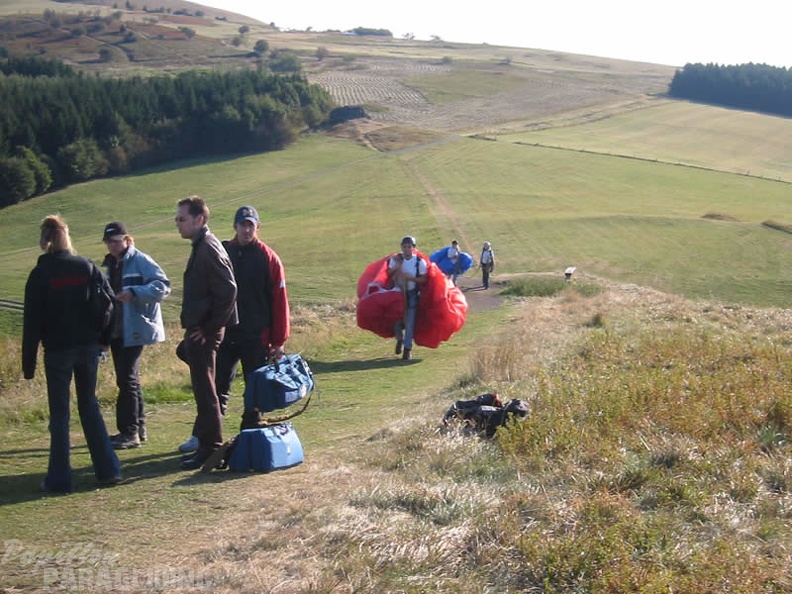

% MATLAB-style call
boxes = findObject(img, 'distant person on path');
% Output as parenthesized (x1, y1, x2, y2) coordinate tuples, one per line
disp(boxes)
(446, 239, 461, 285)
(479, 241, 495, 289)
(23, 214, 121, 493)
(387, 235, 427, 361)
(175, 196, 238, 470)
(179, 205, 291, 446)
(101, 221, 171, 450)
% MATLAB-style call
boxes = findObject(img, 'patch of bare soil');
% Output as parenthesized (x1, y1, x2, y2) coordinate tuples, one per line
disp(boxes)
(309, 56, 673, 135)
(324, 119, 446, 152)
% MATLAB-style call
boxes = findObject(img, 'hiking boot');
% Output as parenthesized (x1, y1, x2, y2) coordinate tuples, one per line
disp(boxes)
(178, 435, 199, 454)
(138, 426, 147, 443)
(112, 433, 141, 450)
(98, 475, 123, 488)
(180, 449, 214, 471)
(402, 348, 412, 361)
(395, 338, 403, 355)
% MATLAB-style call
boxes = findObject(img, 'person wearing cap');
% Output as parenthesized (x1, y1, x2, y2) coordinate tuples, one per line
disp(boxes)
(479, 241, 495, 290)
(101, 221, 171, 450)
(387, 235, 427, 361)
(213, 205, 291, 429)
(174, 196, 238, 470)
(178, 204, 291, 448)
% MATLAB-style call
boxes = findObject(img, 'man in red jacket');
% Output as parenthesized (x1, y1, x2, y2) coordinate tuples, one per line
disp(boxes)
(178, 204, 290, 449)
(220, 205, 290, 428)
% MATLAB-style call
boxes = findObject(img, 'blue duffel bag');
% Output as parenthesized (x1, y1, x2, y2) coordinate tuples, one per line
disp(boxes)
(243, 354, 314, 413)
(227, 423, 304, 472)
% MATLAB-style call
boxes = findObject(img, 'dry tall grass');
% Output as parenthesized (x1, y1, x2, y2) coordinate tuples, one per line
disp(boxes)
(161, 284, 791, 593)
(2, 285, 789, 593)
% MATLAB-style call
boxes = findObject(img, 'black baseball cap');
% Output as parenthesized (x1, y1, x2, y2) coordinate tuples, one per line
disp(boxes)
(103, 222, 128, 241)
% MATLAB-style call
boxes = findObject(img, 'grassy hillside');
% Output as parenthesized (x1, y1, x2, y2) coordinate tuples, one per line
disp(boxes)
(0, 3, 790, 593)
(0, 131, 788, 337)
(499, 99, 792, 182)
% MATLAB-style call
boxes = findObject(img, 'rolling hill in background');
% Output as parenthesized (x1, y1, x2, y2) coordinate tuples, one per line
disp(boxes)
(0, 0, 789, 318)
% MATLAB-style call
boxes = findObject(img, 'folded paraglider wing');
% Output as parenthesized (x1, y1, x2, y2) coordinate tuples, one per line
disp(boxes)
(414, 261, 468, 348)
(430, 246, 474, 275)
(356, 256, 404, 338)
(356, 254, 468, 347)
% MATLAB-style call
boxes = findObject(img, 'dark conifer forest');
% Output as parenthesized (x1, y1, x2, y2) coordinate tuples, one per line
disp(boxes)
(0, 56, 334, 206)
(668, 62, 792, 118)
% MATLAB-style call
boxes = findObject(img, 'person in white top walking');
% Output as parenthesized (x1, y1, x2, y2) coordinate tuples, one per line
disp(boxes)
(479, 241, 495, 289)
(387, 236, 428, 361)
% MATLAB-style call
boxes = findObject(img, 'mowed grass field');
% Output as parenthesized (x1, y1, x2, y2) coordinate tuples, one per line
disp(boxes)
(0, 101, 789, 337)
(0, 9, 790, 591)
(500, 98, 792, 182)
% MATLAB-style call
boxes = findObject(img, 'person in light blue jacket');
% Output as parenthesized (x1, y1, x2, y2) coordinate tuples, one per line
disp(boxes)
(101, 222, 171, 449)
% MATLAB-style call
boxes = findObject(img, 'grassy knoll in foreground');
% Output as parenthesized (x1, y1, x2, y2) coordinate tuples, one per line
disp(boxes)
(0, 280, 789, 592)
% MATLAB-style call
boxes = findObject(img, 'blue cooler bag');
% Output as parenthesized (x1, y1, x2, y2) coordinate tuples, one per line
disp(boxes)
(227, 423, 304, 472)
(243, 354, 314, 413)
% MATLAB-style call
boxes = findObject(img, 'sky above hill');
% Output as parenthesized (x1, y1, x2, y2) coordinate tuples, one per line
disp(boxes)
(196, 0, 790, 68)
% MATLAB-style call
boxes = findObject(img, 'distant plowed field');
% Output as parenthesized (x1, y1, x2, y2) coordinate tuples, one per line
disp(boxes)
(309, 57, 675, 134)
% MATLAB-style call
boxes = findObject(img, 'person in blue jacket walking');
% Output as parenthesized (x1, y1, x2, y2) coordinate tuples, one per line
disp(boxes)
(101, 222, 171, 449)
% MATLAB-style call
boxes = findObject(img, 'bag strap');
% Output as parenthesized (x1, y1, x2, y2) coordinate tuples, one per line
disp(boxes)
(256, 390, 313, 427)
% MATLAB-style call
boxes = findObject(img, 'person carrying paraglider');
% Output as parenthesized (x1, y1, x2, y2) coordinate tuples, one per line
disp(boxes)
(446, 240, 461, 285)
(387, 236, 428, 361)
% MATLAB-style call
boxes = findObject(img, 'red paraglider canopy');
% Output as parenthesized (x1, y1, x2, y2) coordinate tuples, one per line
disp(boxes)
(356, 252, 468, 347)
(356, 256, 404, 338)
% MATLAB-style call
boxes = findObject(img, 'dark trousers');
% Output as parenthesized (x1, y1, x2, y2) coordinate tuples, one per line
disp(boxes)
(482, 265, 492, 289)
(216, 338, 269, 405)
(217, 336, 270, 429)
(110, 339, 144, 436)
(185, 329, 224, 453)
(43, 343, 121, 492)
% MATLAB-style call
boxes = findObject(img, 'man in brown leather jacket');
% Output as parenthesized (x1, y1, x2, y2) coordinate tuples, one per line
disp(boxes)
(175, 195, 238, 470)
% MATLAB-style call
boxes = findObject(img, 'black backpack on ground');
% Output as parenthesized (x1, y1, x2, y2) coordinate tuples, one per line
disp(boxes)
(442, 393, 529, 437)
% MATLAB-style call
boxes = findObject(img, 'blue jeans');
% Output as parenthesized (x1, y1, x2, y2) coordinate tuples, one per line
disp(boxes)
(43, 344, 121, 492)
(395, 290, 420, 350)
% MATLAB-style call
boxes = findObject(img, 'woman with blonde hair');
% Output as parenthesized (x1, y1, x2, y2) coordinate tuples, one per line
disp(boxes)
(101, 221, 170, 449)
(23, 215, 121, 493)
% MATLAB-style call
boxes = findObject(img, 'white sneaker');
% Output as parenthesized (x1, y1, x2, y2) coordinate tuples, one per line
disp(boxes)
(178, 435, 199, 453)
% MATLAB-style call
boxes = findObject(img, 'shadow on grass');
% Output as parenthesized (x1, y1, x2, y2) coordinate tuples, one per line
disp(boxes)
(308, 357, 415, 373)
(171, 468, 261, 487)
(0, 446, 50, 460)
(0, 446, 201, 505)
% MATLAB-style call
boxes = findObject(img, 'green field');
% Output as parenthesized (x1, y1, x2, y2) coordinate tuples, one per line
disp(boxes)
(501, 99, 792, 182)
(1, 5, 790, 591)
(1, 124, 789, 336)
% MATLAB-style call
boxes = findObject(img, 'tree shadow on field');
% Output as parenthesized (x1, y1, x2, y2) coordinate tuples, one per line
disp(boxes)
(308, 358, 411, 374)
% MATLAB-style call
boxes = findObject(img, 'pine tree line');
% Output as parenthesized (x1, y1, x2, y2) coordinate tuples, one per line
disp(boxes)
(668, 62, 792, 118)
(0, 57, 334, 206)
